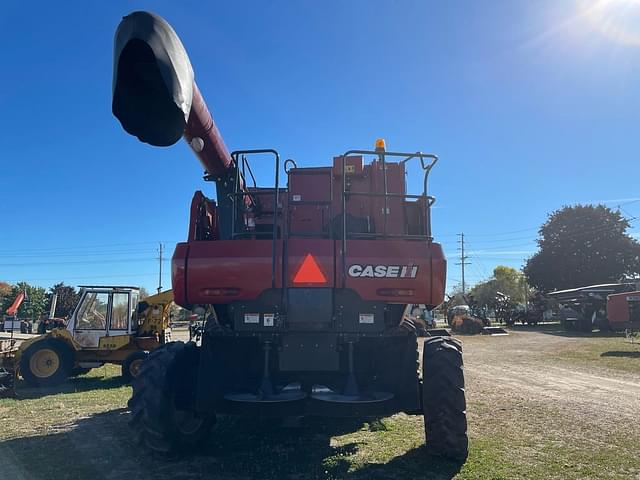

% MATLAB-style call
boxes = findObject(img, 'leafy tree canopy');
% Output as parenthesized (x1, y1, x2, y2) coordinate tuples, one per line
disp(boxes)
(0, 282, 47, 320)
(47, 283, 80, 318)
(524, 204, 640, 292)
(469, 265, 527, 308)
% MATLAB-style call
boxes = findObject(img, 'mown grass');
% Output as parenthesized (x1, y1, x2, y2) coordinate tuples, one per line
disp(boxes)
(0, 342, 639, 479)
(504, 323, 640, 374)
(549, 334, 640, 374)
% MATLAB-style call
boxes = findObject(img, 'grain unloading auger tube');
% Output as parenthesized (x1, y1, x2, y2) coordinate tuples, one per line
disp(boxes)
(113, 11, 232, 177)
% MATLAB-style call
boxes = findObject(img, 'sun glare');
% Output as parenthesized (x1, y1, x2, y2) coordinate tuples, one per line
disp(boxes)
(582, 0, 640, 46)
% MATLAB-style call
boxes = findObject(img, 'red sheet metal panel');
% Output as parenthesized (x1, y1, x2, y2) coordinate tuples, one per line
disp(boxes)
(174, 238, 445, 307)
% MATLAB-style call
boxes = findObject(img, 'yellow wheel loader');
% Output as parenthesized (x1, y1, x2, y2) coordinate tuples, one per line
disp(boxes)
(0, 286, 173, 389)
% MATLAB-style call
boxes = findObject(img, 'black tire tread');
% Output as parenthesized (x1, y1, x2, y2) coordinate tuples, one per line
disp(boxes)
(128, 341, 214, 453)
(422, 336, 468, 460)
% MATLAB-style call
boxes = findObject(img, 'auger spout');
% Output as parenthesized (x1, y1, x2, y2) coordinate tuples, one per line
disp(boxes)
(112, 11, 232, 177)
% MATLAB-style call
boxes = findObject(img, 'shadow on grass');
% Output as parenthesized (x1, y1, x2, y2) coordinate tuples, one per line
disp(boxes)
(504, 322, 562, 332)
(13, 373, 127, 400)
(601, 351, 640, 358)
(0, 409, 464, 480)
(527, 324, 625, 339)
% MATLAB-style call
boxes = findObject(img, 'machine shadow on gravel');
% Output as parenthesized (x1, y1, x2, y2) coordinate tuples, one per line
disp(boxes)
(0, 409, 464, 480)
(601, 350, 640, 358)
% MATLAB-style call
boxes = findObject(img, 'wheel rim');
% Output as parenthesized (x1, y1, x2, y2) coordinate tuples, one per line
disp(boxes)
(29, 348, 60, 378)
(174, 409, 205, 435)
(129, 358, 144, 378)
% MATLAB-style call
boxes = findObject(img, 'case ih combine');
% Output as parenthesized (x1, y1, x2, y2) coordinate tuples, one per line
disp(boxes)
(112, 11, 467, 459)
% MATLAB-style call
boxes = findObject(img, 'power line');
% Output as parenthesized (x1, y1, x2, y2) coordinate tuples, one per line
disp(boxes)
(438, 207, 638, 244)
(439, 227, 539, 238)
(0, 248, 158, 259)
(452, 220, 639, 253)
(0, 257, 158, 267)
(3, 272, 158, 282)
(0, 240, 180, 255)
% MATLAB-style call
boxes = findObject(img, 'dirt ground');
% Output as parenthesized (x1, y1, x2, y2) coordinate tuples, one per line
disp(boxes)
(463, 329, 640, 432)
(1, 327, 639, 479)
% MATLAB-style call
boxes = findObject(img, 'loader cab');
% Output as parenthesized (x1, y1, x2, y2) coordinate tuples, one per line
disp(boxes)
(67, 286, 140, 348)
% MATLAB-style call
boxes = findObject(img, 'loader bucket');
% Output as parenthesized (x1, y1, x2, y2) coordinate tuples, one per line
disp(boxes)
(482, 326, 509, 336)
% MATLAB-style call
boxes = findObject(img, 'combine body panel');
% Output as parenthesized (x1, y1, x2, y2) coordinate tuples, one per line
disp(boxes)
(113, 11, 467, 460)
(175, 154, 446, 306)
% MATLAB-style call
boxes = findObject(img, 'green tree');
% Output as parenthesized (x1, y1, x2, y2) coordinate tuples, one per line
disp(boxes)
(524, 205, 640, 292)
(1, 282, 48, 320)
(46, 283, 80, 318)
(0, 282, 12, 310)
(469, 265, 528, 308)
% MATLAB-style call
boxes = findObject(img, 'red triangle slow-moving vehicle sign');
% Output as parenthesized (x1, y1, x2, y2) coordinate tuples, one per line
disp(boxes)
(293, 254, 327, 284)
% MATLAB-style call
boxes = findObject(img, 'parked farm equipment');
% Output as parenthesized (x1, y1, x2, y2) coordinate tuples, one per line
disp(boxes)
(0, 286, 174, 393)
(446, 303, 507, 336)
(2, 291, 33, 334)
(112, 11, 467, 459)
(403, 304, 451, 336)
(607, 290, 640, 331)
(547, 283, 638, 332)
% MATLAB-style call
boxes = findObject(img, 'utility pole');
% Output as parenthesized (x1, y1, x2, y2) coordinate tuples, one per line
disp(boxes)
(456, 233, 472, 295)
(157, 242, 163, 294)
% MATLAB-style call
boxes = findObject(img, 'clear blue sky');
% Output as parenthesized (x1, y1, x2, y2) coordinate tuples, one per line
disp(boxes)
(1, 0, 639, 294)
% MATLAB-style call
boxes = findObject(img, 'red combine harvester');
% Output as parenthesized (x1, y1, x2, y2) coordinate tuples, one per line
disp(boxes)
(112, 11, 467, 459)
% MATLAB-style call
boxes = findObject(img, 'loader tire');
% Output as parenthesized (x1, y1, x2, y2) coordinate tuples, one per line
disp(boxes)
(422, 336, 468, 461)
(128, 341, 215, 453)
(20, 338, 73, 387)
(121, 350, 148, 383)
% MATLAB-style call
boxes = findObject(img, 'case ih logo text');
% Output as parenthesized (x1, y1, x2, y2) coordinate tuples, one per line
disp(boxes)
(348, 264, 418, 278)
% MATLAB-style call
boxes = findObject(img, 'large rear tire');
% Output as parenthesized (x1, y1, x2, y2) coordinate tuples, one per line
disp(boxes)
(20, 338, 73, 387)
(128, 341, 215, 453)
(422, 337, 468, 460)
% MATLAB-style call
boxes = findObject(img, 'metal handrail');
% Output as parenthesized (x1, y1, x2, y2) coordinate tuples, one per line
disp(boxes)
(230, 149, 280, 289)
(340, 149, 438, 287)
